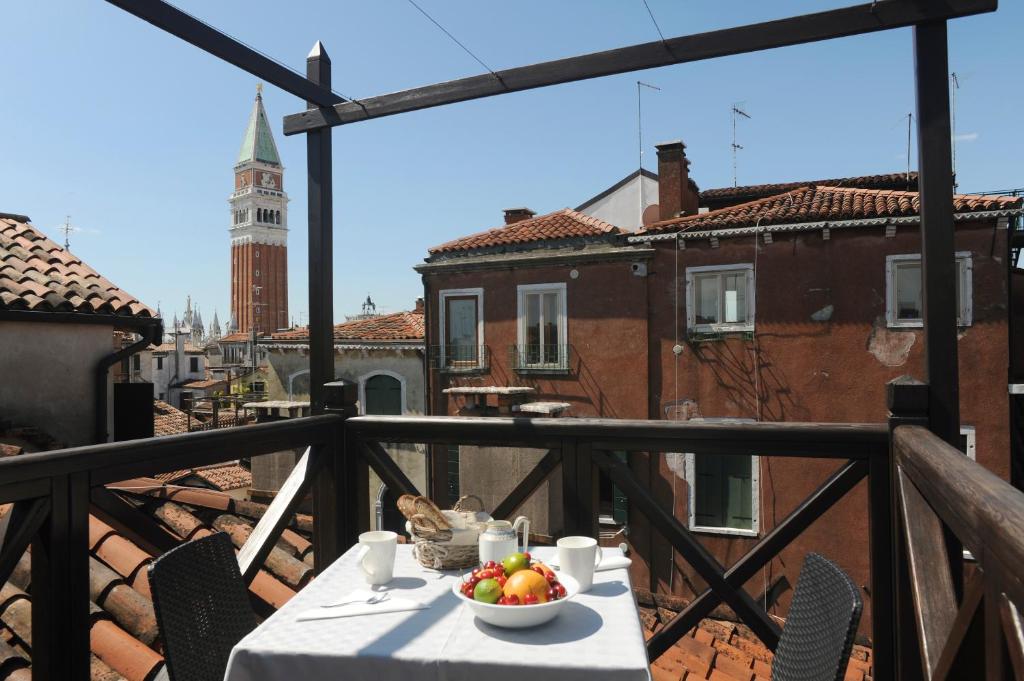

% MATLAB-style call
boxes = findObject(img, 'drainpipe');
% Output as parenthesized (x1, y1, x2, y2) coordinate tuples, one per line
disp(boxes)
(94, 320, 163, 443)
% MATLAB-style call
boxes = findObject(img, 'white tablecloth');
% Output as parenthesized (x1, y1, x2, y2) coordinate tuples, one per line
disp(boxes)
(224, 546, 651, 681)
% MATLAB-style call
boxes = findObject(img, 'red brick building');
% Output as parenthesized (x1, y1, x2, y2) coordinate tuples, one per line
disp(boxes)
(417, 143, 1024, 630)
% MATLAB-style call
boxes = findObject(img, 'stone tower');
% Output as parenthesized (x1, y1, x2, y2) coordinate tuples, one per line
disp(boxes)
(229, 84, 289, 335)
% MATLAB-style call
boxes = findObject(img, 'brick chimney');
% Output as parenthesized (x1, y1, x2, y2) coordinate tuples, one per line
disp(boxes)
(503, 208, 536, 225)
(414, 298, 424, 313)
(656, 141, 699, 220)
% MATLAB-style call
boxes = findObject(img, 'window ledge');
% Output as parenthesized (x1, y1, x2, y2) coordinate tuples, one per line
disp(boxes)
(689, 525, 758, 538)
(439, 365, 489, 375)
(687, 327, 755, 342)
(887, 321, 971, 330)
(514, 367, 571, 375)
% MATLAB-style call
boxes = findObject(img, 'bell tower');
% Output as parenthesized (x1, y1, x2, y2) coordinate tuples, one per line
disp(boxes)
(229, 84, 288, 335)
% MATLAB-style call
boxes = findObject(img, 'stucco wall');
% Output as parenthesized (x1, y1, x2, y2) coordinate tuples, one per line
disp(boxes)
(0, 321, 114, 447)
(264, 345, 428, 525)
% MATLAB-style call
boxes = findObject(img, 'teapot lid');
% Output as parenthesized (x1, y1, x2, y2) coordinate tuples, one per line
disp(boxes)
(485, 520, 513, 529)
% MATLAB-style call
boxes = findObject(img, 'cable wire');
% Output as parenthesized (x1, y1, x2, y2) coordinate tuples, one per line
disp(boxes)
(404, 0, 505, 86)
(641, 0, 668, 44)
(161, 0, 361, 103)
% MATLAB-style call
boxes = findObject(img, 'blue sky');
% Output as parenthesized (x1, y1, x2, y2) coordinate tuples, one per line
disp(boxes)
(3, 1, 1021, 326)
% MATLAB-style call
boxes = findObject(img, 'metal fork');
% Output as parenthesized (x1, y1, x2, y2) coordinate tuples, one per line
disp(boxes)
(320, 592, 391, 608)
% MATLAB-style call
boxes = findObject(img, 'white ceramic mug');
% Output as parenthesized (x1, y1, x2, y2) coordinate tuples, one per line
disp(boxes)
(356, 530, 397, 585)
(557, 536, 601, 592)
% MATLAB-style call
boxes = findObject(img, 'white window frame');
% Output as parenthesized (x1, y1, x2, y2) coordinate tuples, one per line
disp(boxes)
(685, 264, 755, 333)
(961, 425, 976, 461)
(438, 288, 484, 369)
(680, 417, 759, 537)
(516, 282, 568, 369)
(358, 370, 408, 415)
(885, 252, 973, 328)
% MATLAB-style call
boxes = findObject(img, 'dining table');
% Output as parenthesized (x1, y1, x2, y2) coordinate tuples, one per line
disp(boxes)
(223, 544, 652, 681)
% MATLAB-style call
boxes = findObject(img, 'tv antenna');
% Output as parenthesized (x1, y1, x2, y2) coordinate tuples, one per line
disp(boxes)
(637, 81, 661, 225)
(950, 71, 960, 192)
(731, 104, 751, 187)
(59, 215, 80, 250)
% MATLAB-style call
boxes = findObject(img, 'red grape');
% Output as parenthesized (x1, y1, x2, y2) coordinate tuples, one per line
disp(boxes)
(547, 586, 557, 601)
(523, 593, 539, 605)
(555, 583, 567, 597)
(496, 575, 507, 587)
(477, 569, 494, 580)
(497, 596, 508, 605)
(507, 594, 520, 605)
(484, 561, 496, 569)
(522, 552, 531, 562)
(545, 572, 556, 583)
(531, 566, 545, 575)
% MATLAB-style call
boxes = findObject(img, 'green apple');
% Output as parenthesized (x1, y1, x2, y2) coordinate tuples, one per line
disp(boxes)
(502, 552, 529, 576)
(473, 577, 502, 604)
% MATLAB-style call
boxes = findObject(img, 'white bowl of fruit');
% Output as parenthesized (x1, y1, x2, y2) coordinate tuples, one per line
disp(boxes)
(453, 552, 579, 629)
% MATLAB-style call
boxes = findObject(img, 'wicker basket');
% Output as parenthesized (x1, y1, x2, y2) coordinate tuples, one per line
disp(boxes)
(408, 495, 486, 570)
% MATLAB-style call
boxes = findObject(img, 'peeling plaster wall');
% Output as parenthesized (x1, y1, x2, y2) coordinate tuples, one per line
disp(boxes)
(866, 320, 916, 366)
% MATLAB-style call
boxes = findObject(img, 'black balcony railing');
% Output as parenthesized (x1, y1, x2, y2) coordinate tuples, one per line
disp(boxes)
(428, 345, 489, 373)
(509, 344, 571, 373)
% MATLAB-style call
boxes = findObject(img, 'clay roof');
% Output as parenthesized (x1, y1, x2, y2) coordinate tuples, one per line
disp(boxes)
(699, 172, 917, 206)
(153, 400, 189, 437)
(154, 462, 252, 492)
(182, 377, 226, 389)
(0, 484, 315, 681)
(271, 309, 425, 342)
(149, 342, 204, 354)
(0, 215, 155, 318)
(428, 208, 623, 255)
(643, 185, 1024, 234)
(642, 610, 874, 681)
(219, 332, 259, 343)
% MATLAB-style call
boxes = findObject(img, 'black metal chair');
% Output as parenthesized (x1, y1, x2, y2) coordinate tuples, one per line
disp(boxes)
(149, 532, 257, 681)
(771, 553, 863, 681)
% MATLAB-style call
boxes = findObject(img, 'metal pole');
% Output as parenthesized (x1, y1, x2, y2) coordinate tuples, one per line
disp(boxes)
(306, 41, 335, 414)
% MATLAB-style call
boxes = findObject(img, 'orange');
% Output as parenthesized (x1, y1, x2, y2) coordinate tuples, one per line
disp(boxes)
(502, 568, 550, 603)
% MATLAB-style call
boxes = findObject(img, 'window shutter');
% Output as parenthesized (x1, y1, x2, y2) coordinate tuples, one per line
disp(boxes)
(723, 455, 754, 530)
(612, 451, 629, 524)
(694, 455, 725, 527)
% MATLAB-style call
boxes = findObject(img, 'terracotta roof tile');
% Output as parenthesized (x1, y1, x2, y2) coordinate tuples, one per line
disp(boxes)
(149, 342, 203, 354)
(219, 331, 261, 343)
(428, 208, 623, 254)
(699, 172, 918, 205)
(191, 463, 252, 491)
(271, 308, 424, 342)
(0, 216, 155, 318)
(153, 400, 190, 438)
(644, 185, 1024, 234)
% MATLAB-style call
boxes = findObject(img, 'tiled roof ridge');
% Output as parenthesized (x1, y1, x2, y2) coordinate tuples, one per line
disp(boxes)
(699, 171, 917, 201)
(643, 184, 1023, 234)
(428, 208, 624, 255)
(270, 307, 425, 342)
(0, 216, 155, 318)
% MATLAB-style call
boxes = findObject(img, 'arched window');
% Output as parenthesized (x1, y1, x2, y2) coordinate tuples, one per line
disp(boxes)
(275, 210, 281, 224)
(258, 208, 264, 223)
(364, 374, 402, 415)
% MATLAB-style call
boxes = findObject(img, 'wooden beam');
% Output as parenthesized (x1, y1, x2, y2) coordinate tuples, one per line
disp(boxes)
(592, 450, 782, 649)
(1000, 593, 1024, 680)
(104, 0, 341, 107)
(0, 498, 49, 588)
(647, 459, 866, 660)
(238, 447, 323, 584)
(284, 0, 996, 134)
(491, 449, 561, 520)
(932, 572, 985, 680)
(361, 441, 422, 498)
(898, 468, 958, 679)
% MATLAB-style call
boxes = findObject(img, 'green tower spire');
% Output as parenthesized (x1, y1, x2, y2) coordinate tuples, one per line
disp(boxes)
(236, 84, 281, 167)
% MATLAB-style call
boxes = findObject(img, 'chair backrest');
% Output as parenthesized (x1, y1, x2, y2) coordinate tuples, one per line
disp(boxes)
(149, 532, 258, 681)
(771, 553, 863, 681)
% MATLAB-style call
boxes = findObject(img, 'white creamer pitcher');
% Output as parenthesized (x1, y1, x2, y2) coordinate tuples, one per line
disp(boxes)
(478, 516, 529, 565)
